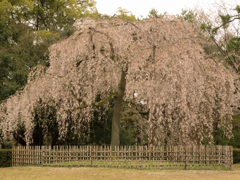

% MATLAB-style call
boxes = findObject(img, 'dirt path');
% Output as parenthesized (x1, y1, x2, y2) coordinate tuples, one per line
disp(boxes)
(1, 164, 240, 180)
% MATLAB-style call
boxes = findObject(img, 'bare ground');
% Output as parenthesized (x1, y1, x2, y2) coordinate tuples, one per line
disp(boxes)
(1, 164, 240, 180)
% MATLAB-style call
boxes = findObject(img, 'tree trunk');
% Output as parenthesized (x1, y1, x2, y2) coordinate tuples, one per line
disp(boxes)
(111, 69, 127, 152)
(13, 132, 26, 146)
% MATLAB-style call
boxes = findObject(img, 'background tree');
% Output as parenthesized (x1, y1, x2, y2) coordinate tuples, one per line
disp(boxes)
(199, 5, 240, 73)
(95, 7, 137, 22)
(114, 7, 137, 21)
(0, 0, 98, 103)
(180, 9, 197, 23)
(147, 8, 166, 18)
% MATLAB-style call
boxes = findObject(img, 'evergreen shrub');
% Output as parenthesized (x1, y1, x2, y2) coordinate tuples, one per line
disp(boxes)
(0, 149, 12, 167)
(233, 148, 240, 164)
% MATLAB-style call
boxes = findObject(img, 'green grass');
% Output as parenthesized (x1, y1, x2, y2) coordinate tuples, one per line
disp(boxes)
(37, 158, 230, 170)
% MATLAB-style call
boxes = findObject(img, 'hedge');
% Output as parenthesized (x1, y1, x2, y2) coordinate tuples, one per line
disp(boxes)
(233, 148, 240, 164)
(0, 149, 12, 167)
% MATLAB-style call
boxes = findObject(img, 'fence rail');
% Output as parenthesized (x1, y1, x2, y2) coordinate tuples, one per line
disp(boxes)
(12, 145, 233, 170)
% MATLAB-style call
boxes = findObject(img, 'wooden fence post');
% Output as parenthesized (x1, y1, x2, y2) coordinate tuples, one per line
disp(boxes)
(41, 146, 44, 166)
(229, 146, 233, 170)
(89, 146, 92, 167)
(231, 146, 233, 170)
(17, 146, 19, 166)
(184, 146, 187, 170)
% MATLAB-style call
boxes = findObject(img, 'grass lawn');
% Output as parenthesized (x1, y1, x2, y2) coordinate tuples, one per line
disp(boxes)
(40, 159, 230, 170)
(1, 164, 240, 180)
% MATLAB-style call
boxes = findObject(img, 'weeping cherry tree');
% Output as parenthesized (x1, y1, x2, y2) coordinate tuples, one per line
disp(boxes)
(0, 16, 235, 149)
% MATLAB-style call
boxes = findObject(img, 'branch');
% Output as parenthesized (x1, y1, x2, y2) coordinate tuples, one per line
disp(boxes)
(65, 91, 119, 112)
(88, 27, 116, 61)
(203, 55, 217, 64)
(121, 117, 135, 121)
(204, 29, 239, 73)
(91, 91, 118, 107)
(88, 27, 112, 40)
(13, 132, 26, 146)
(123, 21, 140, 30)
(215, 16, 240, 31)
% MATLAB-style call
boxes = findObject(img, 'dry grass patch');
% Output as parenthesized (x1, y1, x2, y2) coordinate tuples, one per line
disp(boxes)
(1, 164, 240, 180)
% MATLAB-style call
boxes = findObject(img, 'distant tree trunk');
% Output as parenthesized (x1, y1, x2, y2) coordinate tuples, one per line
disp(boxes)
(150, 123, 155, 146)
(31, 124, 44, 146)
(213, 121, 219, 145)
(51, 131, 59, 149)
(111, 69, 127, 152)
(137, 124, 142, 145)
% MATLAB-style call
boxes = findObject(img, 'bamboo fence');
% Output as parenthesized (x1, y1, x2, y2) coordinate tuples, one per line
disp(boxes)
(12, 145, 233, 170)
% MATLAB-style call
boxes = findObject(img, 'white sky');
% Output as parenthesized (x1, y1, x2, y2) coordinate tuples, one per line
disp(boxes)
(95, 0, 239, 19)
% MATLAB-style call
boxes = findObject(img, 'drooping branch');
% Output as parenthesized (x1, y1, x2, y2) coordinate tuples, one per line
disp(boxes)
(91, 92, 119, 107)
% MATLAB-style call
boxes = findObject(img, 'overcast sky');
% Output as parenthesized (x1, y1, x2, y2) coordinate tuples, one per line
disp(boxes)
(95, 0, 239, 18)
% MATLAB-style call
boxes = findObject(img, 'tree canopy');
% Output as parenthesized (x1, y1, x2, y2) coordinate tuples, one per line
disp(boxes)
(0, 15, 235, 147)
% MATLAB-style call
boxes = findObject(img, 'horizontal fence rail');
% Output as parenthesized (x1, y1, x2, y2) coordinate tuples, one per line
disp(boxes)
(12, 145, 233, 170)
